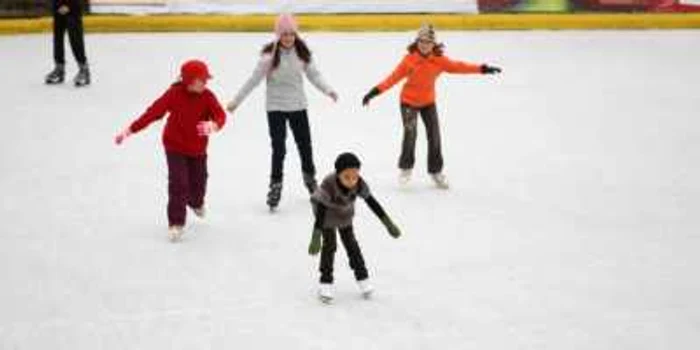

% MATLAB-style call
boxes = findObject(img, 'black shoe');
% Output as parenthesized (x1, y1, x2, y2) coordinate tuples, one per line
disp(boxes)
(303, 173, 318, 194)
(74, 64, 90, 87)
(266, 182, 283, 210)
(45, 65, 65, 85)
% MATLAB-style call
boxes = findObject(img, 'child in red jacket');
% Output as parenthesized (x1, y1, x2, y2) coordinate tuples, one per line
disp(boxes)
(114, 60, 227, 242)
(362, 24, 502, 189)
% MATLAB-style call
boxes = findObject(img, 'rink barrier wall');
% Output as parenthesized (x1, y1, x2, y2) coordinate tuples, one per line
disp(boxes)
(2, 13, 700, 35)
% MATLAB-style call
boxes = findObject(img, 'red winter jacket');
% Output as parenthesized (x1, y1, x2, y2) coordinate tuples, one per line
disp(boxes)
(129, 83, 226, 156)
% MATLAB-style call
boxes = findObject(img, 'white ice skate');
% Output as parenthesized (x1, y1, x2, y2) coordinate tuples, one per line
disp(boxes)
(168, 225, 184, 242)
(357, 279, 374, 299)
(192, 206, 206, 219)
(318, 283, 334, 304)
(431, 173, 450, 190)
(399, 169, 412, 186)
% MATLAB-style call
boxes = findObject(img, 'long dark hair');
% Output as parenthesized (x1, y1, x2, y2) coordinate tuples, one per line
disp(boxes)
(262, 37, 312, 71)
(407, 40, 445, 57)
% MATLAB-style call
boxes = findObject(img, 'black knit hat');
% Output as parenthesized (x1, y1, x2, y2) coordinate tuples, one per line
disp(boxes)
(334, 152, 361, 173)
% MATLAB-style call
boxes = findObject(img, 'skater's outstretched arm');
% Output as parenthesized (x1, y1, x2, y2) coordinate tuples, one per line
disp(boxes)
(364, 195, 386, 219)
(228, 55, 271, 112)
(438, 56, 502, 75)
(377, 55, 410, 92)
(304, 60, 337, 101)
(437, 56, 482, 74)
(115, 89, 173, 145)
(364, 196, 401, 239)
(129, 89, 173, 133)
(362, 55, 409, 106)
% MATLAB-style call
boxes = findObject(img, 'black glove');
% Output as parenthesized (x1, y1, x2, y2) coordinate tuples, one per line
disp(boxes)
(481, 65, 502, 75)
(362, 87, 380, 106)
(308, 227, 323, 255)
(381, 216, 401, 239)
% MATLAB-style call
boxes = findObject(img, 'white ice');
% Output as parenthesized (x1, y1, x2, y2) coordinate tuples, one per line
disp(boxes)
(1, 30, 699, 349)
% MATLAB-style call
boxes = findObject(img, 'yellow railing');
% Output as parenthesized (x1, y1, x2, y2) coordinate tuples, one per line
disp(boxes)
(2, 13, 700, 35)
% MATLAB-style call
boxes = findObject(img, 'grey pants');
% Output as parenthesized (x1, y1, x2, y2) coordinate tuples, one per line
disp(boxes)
(399, 103, 443, 174)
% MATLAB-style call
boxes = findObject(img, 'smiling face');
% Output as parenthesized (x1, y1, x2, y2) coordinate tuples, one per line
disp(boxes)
(279, 31, 296, 49)
(417, 38, 435, 56)
(338, 168, 360, 189)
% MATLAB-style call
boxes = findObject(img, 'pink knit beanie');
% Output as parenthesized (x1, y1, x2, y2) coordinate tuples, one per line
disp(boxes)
(275, 13, 299, 38)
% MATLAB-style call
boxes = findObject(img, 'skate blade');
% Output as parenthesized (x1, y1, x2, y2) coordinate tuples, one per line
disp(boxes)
(433, 181, 450, 190)
(168, 232, 183, 243)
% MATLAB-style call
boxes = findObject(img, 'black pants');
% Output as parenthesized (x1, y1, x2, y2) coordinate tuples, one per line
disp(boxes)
(319, 226, 369, 284)
(267, 110, 316, 183)
(398, 103, 444, 174)
(53, 9, 87, 65)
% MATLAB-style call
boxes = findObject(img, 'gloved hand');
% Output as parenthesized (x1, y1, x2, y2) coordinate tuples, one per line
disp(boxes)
(226, 101, 237, 113)
(114, 128, 132, 145)
(197, 121, 219, 136)
(362, 87, 380, 106)
(381, 216, 401, 239)
(328, 91, 339, 102)
(308, 228, 323, 255)
(481, 65, 502, 75)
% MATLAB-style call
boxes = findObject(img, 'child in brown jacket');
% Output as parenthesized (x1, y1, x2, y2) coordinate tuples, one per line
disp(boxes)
(308, 153, 401, 303)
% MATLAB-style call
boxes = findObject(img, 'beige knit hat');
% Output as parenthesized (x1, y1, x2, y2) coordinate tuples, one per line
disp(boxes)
(417, 23, 436, 42)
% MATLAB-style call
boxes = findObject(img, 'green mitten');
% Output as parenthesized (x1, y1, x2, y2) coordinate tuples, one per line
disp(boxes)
(381, 216, 401, 238)
(308, 228, 323, 255)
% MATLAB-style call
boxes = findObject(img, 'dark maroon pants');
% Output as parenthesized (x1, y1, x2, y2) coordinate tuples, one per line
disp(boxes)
(166, 152, 207, 227)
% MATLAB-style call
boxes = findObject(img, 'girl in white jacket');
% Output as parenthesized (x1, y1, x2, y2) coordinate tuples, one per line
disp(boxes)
(227, 13, 337, 211)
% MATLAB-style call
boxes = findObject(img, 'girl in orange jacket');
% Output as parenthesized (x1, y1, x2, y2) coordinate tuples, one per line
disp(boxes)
(362, 24, 501, 189)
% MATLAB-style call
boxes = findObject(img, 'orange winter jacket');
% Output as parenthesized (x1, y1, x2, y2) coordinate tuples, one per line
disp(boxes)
(377, 52, 483, 108)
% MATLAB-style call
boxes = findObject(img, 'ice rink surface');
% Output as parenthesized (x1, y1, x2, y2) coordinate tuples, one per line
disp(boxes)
(1, 30, 699, 349)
